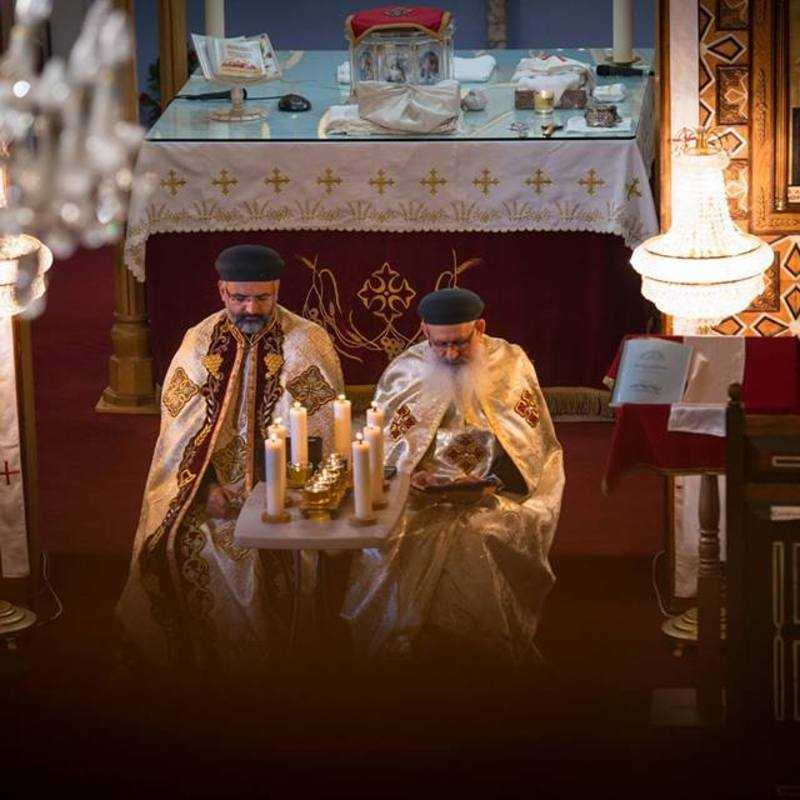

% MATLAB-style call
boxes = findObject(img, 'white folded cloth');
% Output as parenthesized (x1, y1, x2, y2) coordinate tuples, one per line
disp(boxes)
(667, 403, 727, 437)
(357, 79, 460, 133)
(337, 55, 496, 85)
(517, 73, 583, 104)
(593, 83, 626, 102)
(453, 54, 496, 82)
(565, 115, 633, 133)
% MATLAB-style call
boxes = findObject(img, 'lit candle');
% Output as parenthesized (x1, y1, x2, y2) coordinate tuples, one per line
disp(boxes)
(267, 416, 288, 501)
(265, 434, 283, 518)
(612, 0, 634, 65)
(366, 400, 385, 429)
(351, 432, 372, 521)
(363, 423, 385, 507)
(333, 393, 352, 462)
(289, 401, 308, 467)
(204, 0, 225, 38)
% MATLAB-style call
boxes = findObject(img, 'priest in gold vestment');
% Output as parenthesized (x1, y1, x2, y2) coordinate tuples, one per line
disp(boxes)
(343, 288, 564, 665)
(117, 245, 344, 674)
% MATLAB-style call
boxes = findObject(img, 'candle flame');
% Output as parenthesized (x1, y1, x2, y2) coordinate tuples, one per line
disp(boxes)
(337, 393, 346, 401)
(293, 401, 301, 408)
(370, 401, 378, 409)
(269, 434, 278, 442)
(274, 416, 282, 425)
(356, 432, 363, 442)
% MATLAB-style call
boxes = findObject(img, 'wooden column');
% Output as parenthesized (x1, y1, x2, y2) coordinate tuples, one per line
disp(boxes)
(697, 471, 724, 722)
(158, 0, 188, 108)
(97, 0, 160, 414)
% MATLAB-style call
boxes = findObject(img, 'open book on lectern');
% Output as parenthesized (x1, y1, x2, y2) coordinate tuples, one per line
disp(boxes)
(610, 338, 694, 406)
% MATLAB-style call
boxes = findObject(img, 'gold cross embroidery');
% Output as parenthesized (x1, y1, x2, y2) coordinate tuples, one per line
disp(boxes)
(578, 168, 605, 196)
(524, 168, 553, 195)
(626, 177, 642, 200)
(514, 389, 540, 428)
(419, 168, 447, 195)
(389, 404, 418, 441)
(472, 168, 500, 197)
(160, 169, 186, 197)
(212, 168, 238, 196)
(263, 167, 291, 194)
(368, 169, 395, 195)
(316, 167, 342, 195)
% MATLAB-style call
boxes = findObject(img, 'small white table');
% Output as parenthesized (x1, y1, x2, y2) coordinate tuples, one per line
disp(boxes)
(234, 472, 410, 550)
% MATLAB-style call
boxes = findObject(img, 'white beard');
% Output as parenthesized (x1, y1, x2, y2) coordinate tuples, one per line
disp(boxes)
(420, 340, 489, 416)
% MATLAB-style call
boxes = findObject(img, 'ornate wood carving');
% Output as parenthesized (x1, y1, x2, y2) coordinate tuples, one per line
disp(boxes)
(751, 0, 800, 231)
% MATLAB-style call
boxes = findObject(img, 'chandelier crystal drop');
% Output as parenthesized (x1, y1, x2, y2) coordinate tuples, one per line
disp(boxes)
(630, 128, 774, 329)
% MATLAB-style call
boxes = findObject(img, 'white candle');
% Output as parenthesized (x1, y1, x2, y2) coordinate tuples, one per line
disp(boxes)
(366, 401, 385, 430)
(333, 393, 352, 462)
(289, 401, 308, 466)
(363, 423, 385, 505)
(267, 416, 288, 501)
(352, 432, 372, 520)
(265, 435, 283, 517)
(204, 0, 225, 38)
(612, 0, 634, 64)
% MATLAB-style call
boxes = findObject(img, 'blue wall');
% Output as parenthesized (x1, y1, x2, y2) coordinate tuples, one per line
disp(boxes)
(135, 1, 655, 100)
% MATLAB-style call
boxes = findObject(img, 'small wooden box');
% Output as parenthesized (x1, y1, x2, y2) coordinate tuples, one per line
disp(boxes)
(514, 88, 537, 110)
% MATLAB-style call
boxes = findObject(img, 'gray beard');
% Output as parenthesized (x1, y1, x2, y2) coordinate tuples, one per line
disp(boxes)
(419, 342, 488, 415)
(230, 311, 270, 335)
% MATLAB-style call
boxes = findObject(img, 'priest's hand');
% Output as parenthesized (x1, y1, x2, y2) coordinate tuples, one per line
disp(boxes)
(206, 481, 237, 519)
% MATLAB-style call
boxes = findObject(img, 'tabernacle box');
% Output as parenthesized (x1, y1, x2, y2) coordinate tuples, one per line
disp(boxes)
(610, 337, 693, 406)
(345, 6, 455, 95)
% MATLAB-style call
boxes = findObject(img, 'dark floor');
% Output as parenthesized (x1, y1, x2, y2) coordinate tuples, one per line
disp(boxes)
(0, 554, 755, 799)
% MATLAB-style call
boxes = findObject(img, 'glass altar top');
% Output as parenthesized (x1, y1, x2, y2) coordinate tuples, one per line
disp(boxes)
(147, 48, 654, 142)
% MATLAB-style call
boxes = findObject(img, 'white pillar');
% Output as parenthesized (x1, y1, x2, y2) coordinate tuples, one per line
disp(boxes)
(204, 0, 225, 38)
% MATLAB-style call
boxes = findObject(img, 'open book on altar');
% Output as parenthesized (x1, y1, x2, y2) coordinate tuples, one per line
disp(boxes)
(610, 338, 693, 406)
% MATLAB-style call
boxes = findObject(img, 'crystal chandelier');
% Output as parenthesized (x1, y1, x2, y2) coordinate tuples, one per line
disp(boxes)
(0, 0, 149, 318)
(630, 128, 774, 332)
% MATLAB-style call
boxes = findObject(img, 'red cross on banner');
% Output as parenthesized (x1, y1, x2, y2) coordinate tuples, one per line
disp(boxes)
(0, 460, 20, 485)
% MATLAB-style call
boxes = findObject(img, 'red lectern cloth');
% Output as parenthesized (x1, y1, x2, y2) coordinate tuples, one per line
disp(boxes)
(603, 336, 800, 491)
(346, 6, 451, 42)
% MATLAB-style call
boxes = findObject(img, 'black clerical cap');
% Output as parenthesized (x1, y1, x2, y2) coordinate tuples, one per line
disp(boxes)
(215, 244, 284, 282)
(417, 287, 485, 325)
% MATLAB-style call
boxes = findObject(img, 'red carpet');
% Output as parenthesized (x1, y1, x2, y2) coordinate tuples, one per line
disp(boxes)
(31, 248, 663, 558)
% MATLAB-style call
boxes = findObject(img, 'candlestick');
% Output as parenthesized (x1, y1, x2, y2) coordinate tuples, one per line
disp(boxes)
(289, 401, 308, 467)
(351, 432, 374, 522)
(612, 0, 634, 65)
(366, 401, 385, 430)
(204, 0, 225, 38)
(363, 424, 386, 509)
(333, 393, 352, 463)
(263, 435, 289, 523)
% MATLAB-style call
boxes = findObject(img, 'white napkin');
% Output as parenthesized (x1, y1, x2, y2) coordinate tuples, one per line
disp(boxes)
(516, 73, 583, 104)
(667, 404, 727, 437)
(337, 55, 497, 85)
(453, 55, 496, 82)
(593, 83, 626, 102)
(565, 115, 633, 133)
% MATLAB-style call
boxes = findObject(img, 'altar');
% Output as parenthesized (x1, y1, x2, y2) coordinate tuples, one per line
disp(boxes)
(123, 48, 658, 401)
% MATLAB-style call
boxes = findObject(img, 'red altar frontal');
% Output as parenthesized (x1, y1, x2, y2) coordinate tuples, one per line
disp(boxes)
(146, 228, 656, 391)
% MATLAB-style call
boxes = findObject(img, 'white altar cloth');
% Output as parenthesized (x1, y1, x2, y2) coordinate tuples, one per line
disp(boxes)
(125, 135, 657, 281)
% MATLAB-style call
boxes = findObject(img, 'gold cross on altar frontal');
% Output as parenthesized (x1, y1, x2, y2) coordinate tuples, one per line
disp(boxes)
(578, 168, 605, 196)
(263, 167, 291, 194)
(368, 169, 395, 195)
(212, 168, 238, 196)
(524, 168, 552, 195)
(472, 168, 500, 197)
(626, 177, 642, 200)
(419, 168, 447, 195)
(317, 167, 342, 194)
(160, 169, 186, 197)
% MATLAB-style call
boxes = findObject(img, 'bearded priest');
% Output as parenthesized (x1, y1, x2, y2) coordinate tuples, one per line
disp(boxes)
(117, 244, 344, 675)
(343, 287, 564, 666)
